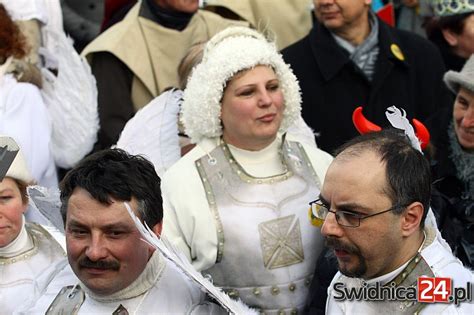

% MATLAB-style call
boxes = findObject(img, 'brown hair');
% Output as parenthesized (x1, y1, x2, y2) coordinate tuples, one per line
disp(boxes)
(13, 178, 29, 205)
(0, 4, 28, 61)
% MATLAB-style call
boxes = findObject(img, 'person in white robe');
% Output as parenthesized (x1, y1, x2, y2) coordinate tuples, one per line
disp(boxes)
(0, 137, 66, 314)
(23, 149, 228, 314)
(162, 26, 334, 314)
(309, 129, 473, 314)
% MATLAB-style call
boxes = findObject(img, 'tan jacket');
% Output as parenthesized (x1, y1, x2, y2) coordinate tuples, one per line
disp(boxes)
(82, 3, 245, 111)
(205, 0, 313, 50)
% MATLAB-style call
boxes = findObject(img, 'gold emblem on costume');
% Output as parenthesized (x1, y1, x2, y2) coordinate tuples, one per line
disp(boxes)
(391, 44, 405, 61)
(258, 215, 304, 269)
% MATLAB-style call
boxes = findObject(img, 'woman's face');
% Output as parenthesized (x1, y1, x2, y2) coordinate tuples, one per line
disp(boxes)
(453, 87, 474, 150)
(0, 177, 27, 247)
(221, 65, 285, 151)
(454, 14, 474, 58)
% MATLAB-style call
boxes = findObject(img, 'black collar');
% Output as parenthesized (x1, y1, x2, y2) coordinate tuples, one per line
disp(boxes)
(140, 0, 195, 30)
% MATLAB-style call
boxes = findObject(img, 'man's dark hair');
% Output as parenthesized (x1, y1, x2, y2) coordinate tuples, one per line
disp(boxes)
(335, 129, 431, 228)
(60, 149, 163, 228)
(425, 13, 474, 47)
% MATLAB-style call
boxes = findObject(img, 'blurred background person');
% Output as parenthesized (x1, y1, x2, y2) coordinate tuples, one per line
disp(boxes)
(162, 27, 333, 313)
(424, 0, 474, 71)
(282, 0, 451, 153)
(0, 4, 57, 188)
(82, 0, 245, 152)
(395, 0, 433, 37)
(427, 54, 474, 268)
(61, 0, 104, 52)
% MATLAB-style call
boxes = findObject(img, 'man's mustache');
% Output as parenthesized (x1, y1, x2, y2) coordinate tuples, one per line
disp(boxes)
(325, 236, 360, 254)
(78, 257, 120, 270)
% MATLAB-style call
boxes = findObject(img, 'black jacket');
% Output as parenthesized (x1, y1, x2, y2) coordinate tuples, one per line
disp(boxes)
(282, 18, 453, 153)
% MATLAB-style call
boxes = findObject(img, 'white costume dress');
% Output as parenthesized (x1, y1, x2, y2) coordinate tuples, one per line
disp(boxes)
(0, 72, 57, 188)
(326, 227, 474, 314)
(162, 135, 333, 314)
(0, 221, 67, 314)
(24, 251, 225, 314)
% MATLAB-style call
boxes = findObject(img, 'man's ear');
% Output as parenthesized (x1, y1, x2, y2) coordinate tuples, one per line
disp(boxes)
(152, 222, 163, 236)
(400, 202, 424, 237)
(442, 28, 459, 47)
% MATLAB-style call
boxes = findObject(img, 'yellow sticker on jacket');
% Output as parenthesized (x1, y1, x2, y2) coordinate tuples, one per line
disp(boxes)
(391, 44, 405, 61)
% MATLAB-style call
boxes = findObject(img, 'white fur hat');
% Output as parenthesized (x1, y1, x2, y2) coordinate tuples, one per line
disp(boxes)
(181, 26, 302, 144)
(444, 54, 474, 93)
(1, 135, 34, 184)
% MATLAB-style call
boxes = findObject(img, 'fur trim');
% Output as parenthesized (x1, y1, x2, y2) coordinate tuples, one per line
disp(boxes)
(181, 26, 301, 144)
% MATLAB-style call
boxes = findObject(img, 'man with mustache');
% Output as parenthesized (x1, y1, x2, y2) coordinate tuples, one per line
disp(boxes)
(282, 0, 452, 153)
(24, 149, 226, 314)
(310, 130, 473, 314)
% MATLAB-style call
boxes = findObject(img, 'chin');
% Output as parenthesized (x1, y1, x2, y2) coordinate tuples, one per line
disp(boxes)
(182, 2, 199, 13)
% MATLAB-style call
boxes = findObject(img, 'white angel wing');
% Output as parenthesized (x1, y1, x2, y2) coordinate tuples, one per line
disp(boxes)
(124, 203, 257, 315)
(26, 185, 64, 233)
(116, 90, 182, 177)
(286, 115, 318, 148)
(40, 30, 99, 168)
(385, 106, 422, 152)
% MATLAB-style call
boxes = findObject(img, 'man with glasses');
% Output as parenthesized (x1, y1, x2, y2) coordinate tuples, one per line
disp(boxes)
(309, 130, 472, 314)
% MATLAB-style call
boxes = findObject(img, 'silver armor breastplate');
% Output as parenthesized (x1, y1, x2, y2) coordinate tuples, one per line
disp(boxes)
(197, 140, 324, 314)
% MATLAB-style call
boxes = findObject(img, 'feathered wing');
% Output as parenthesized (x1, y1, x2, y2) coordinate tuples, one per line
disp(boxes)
(40, 30, 99, 168)
(26, 185, 64, 233)
(124, 203, 257, 315)
(116, 90, 182, 177)
(385, 106, 422, 152)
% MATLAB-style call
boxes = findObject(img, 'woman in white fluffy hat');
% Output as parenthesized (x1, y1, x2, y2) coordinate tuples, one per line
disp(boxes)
(161, 26, 333, 313)
(0, 136, 68, 314)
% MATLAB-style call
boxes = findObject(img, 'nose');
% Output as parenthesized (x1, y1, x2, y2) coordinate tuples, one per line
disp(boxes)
(461, 106, 474, 128)
(317, 0, 335, 6)
(258, 90, 272, 107)
(85, 233, 108, 261)
(321, 212, 344, 238)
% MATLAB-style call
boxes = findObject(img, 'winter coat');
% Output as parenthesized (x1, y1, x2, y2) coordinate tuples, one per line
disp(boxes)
(427, 106, 474, 268)
(282, 17, 453, 153)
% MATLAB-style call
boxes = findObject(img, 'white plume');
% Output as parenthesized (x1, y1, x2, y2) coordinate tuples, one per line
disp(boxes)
(40, 30, 99, 168)
(124, 203, 257, 315)
(26, 185, 64, 233)
(116, 90, 182, 178)
(385, 106, 422, 152)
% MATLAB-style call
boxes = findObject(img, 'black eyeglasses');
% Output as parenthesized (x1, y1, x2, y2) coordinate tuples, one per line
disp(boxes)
(309, 199, 406, 228)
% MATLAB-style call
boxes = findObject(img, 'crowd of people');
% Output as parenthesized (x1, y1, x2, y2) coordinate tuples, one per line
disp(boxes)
(1, 0, 473, 314)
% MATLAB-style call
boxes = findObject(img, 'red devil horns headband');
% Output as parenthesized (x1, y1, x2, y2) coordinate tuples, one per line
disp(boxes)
(352, 106, 430, 150)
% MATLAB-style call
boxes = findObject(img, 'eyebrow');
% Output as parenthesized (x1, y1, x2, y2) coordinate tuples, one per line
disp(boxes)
(318, 195, 370, 214)
(67, 219, 132, 231)
(235, 78, 280, 89)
